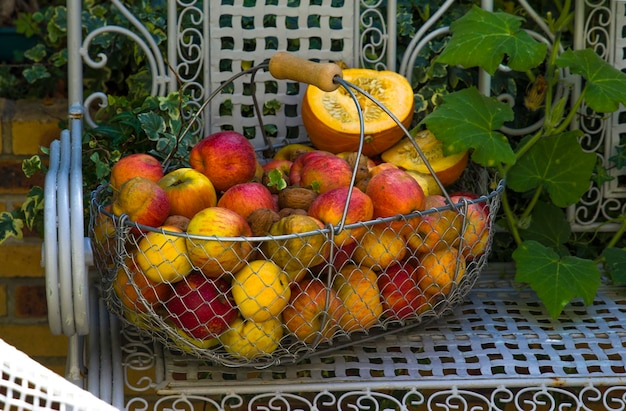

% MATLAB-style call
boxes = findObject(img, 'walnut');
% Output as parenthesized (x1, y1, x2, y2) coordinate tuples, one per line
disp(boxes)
(278, 187, 318, 210)
(163, 215, 191, 232)
(247, 208, 280, 236)
(341, 152, 371, 183)
(278, 208, 308, 219)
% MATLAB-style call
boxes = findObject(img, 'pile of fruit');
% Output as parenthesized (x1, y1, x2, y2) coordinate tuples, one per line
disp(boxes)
(91, 128, 496, 365)
(90, 68, 499, 366)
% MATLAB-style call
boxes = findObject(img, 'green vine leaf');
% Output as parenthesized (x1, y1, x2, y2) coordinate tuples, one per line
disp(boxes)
(513, 240, 600, 318)
(420, 87, 516, 167)
(507, 131, 595, 207)
(602, 247, 626, 285)
(520, 201, 571, 250)
(437, 5, 547, 75)
(556, 49, 626, 113)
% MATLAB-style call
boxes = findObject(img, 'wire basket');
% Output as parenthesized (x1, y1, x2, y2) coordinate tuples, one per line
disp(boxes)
(90, 54, 505, 368)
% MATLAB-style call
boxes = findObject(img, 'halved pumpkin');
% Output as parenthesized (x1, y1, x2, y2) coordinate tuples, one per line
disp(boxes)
(301, 68, 414, 157)
(381, 129, 468, 187)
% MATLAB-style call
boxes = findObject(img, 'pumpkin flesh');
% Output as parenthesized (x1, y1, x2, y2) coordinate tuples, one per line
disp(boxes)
(302, 68, 415, 157)
(381, 129, 469, 187)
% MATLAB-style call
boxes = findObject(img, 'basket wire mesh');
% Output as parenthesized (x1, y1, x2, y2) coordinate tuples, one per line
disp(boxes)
(89, 58, 505, 368)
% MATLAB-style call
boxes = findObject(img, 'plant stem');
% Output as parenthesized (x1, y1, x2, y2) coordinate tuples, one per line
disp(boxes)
(605, 215, 626, 249)
(500, 189, 524, 246)
(502, 128, 543, 174)
(552, 83, 588, 136)
(519, 184, 543, 222)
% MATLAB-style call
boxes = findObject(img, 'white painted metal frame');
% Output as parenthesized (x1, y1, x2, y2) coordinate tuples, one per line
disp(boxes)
(40, 0, 626, 409)
(0, 337, 119, 411)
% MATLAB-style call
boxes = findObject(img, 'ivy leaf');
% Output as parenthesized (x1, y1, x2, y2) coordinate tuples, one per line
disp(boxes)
(507, 131, 595, 207)
(609, 145, 626, 169)
(22, 155, 44, 178)
(520, 201, 571, 250)
(592, 158, 614, 187)
(23, 64, 51, 84)
(158, 92, 183, 120)
(139, 112, 166, 141)
(420, 87, 516, 167)
(21, 187, 44, 230)
(602, 247, 626, 285)
(513, 240, 600, 318)
(437, 6, 547, 75)
(0, 212, 24, 243)
(556, 49, 626, 113)
(24, 44, 47, 62)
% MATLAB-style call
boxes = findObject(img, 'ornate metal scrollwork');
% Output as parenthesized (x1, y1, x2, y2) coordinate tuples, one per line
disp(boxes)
(80, 0, 170, 128)
(359, 0, 388, 70)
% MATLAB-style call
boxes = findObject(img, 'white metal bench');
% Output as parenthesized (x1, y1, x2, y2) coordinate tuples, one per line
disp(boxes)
(41, 0, 626, 409)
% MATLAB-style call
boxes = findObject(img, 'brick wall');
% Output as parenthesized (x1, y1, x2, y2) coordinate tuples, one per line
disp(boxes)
(0, 98, 70, 376)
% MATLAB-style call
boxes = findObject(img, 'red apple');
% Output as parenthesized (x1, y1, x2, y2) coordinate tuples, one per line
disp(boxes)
(217, 182, 278, 219)
(298, 154, 353, 194)
(189, 131, 258, 192)
(378, 261, 427, 320)
(307, 186, 374, 247)
(283, 279, 346, 344)
(450, 193, 490, 259)
(158, 167, 218, 219)
(366, 167, 426, 231)
(331, 241, 357, 271)
(262, 159, 293, 175)
(289, 150, 335, 186)
(110, 153, 164, 192)
(185, 206, 253, 277)
(112, 176, 170, 229)
(166, 272, 238, 340)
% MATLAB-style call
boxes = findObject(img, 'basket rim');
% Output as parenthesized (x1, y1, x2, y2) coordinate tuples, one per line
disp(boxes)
(90, 178, 505, 241)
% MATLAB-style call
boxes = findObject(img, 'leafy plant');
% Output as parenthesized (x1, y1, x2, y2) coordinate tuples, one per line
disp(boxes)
(419, 3, 626, 317)
(1, 0, 166, 100)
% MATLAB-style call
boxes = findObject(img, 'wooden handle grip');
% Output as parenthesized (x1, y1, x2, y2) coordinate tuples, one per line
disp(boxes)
(268, 52, 342, 92)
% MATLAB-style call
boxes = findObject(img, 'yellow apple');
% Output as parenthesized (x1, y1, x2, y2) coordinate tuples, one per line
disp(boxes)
(185, 206, 253, 278)
(134, 225, 193, 283)
(333, 264, 383, 333)
(220, 316, 283, 360)
(261, 214, 330, 283)
(352, 224, 407, 271)
(231, 260, 291, 322)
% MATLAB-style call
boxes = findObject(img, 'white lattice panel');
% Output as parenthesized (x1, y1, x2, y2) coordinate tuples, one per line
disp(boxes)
(185, 0, 362, 150)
